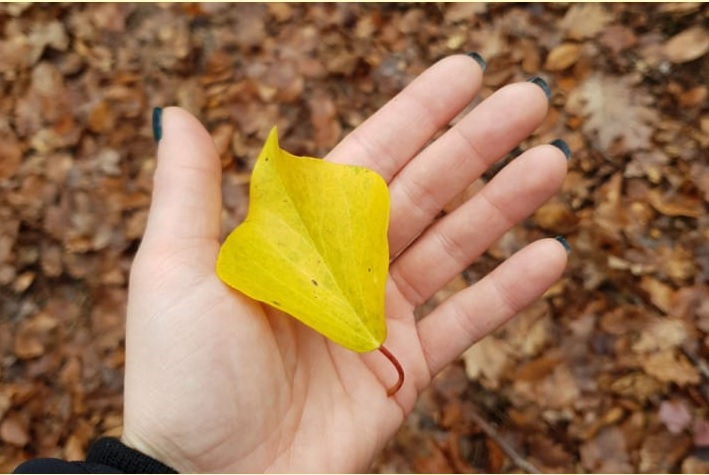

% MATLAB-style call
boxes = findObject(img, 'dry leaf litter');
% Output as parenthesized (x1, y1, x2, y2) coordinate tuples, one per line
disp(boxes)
(1, 3, 708, 473)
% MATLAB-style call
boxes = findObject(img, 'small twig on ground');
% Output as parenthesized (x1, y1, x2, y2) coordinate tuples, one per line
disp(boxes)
(468, 408, 542, 474)
(682, 346, 709, 381)
(681, 345, 709, 403)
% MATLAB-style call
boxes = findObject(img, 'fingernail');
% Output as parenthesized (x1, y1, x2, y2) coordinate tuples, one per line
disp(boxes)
(466, 52, 487, 72)
(550, 139, 571, 160)
(152, 107, 163, 142)
(554, 236, 571, 254)
(528, 76, 551, 99)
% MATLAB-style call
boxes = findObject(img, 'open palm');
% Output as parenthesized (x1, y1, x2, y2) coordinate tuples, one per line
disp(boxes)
(120, 55, 569, 473)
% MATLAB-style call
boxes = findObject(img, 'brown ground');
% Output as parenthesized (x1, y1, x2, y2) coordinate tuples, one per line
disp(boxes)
(1, 3, 708, 473)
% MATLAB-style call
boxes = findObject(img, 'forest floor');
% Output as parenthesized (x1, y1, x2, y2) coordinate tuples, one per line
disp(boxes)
(1, 3, 708, 473)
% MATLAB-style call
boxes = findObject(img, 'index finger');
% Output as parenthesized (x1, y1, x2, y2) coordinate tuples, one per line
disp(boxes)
(324, 54, 485, 181)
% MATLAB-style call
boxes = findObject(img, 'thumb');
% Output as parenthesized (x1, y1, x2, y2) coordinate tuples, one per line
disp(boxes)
(142, 107, 222, 249)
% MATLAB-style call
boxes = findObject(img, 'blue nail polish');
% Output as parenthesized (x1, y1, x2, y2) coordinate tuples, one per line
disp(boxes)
(528, 76, 551, 99)
(554, 236, 571, 254)
(466, 52, 487, 72)
(152, 107, 163, 142)
(550, 139, 571, 160)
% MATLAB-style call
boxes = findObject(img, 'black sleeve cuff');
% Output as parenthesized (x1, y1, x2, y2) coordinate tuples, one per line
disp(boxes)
(86, 437, 178, 473)
(13, 437, 177, 474)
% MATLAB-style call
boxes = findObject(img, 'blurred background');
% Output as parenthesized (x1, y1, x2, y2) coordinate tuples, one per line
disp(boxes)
(0, 3, 707, 472)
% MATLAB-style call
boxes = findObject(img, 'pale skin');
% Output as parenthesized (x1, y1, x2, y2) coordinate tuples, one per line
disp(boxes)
(121, 55, 569, 472)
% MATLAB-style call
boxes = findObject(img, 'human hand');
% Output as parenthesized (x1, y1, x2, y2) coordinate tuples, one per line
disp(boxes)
(120, 54, 569, 473)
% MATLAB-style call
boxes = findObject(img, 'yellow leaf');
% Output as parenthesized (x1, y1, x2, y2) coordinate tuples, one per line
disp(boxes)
(217, 127, 390, 353)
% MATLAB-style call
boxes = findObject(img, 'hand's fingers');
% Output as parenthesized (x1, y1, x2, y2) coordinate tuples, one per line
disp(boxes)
(325, 54, 484, 180)
(391, 143, 568, 305)
(418, 238, 568, 376)
(141, 107, 222, 249)
(388, 81, 550, 255)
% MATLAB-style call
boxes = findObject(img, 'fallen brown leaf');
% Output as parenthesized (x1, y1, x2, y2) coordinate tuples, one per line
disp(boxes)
(0, 413, 30, 447)
(631, 315, 687, 353)
(544, 43, 582, 71)
(682, 456, 709, 474)
(569, 74, 654, 153)
(640, 431, 692, 473)
(641, 350, 700, 386)
(560, 3, 612, 40)
(599, 25, 638, 54)
(648, 188, 703, 218)
(580, 426, 633, 473)
(658, 400, 692, 434)
(639, 276, 676, 314)
(462, 336, 512, 389)
(663, 26, 709, 63)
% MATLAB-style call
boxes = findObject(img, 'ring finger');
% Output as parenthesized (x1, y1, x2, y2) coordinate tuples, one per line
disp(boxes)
(390, 143, 568, 306)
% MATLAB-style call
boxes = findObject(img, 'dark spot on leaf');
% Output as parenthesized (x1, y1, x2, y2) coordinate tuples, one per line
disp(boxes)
(368, 267, 371, 272)
(311, 279, 318, 286)
(271, 300, 280, 306)
(265, 156, 269, 161)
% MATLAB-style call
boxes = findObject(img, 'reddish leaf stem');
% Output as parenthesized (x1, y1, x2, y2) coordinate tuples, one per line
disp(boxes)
(378, 345, 404, 397)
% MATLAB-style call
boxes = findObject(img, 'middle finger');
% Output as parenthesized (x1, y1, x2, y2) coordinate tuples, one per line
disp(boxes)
(387, 80, 551, 257)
